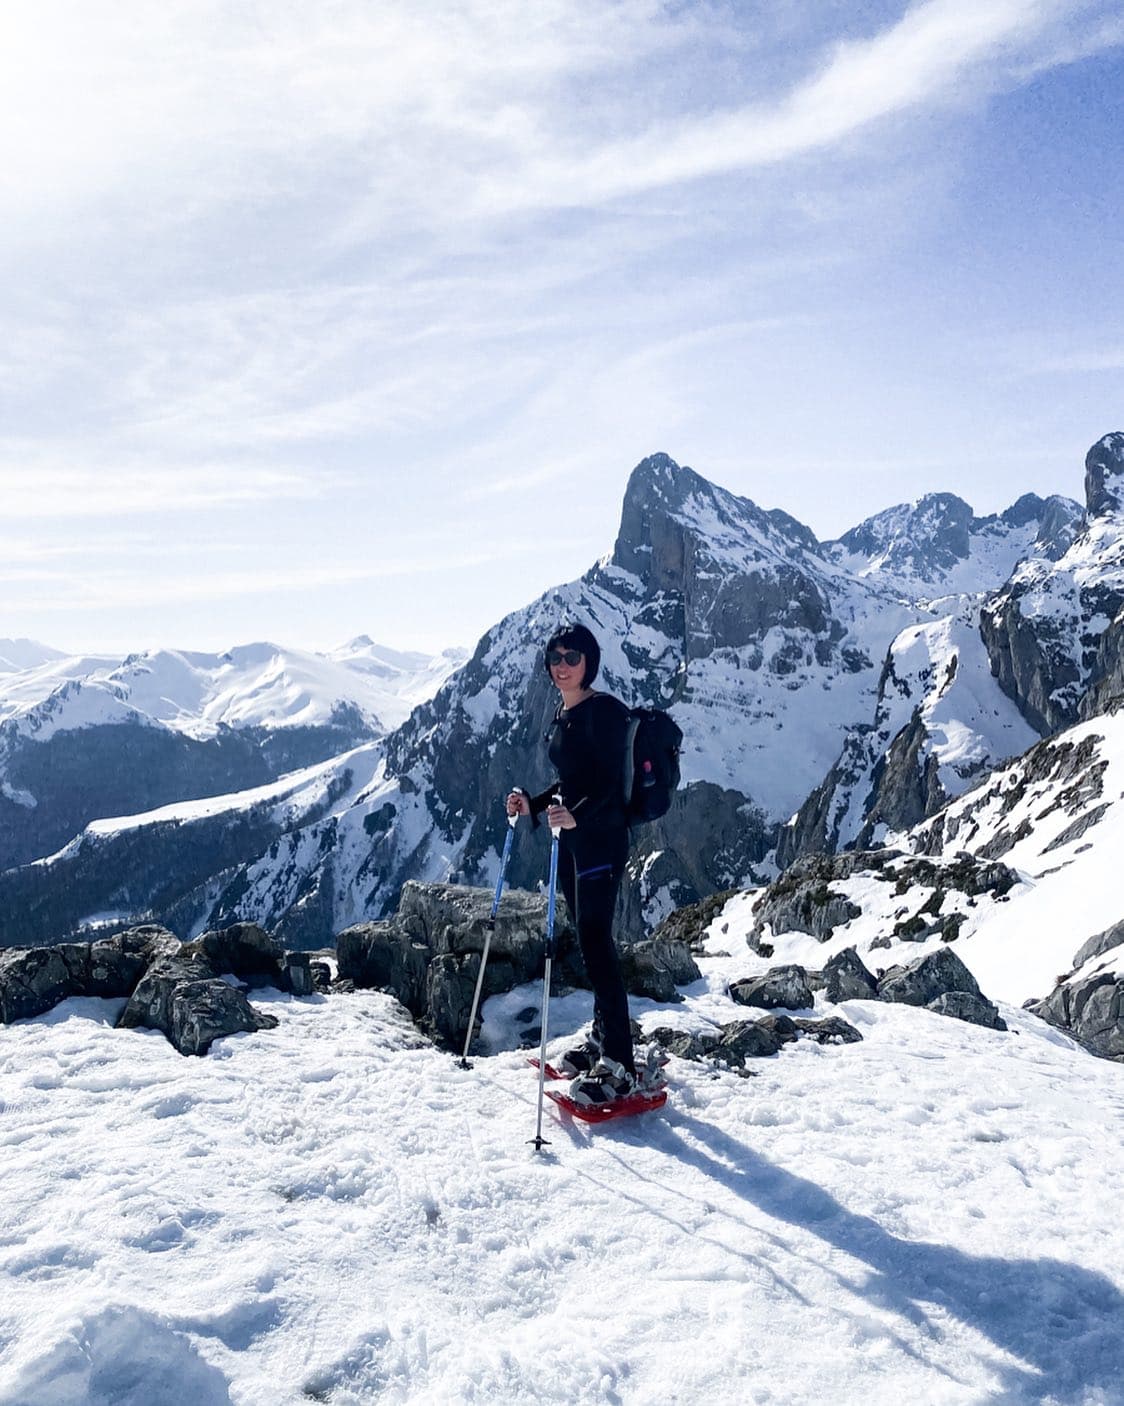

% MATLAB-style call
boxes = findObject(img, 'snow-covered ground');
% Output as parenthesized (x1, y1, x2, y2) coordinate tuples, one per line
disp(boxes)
(1, 940, 1121, 1405)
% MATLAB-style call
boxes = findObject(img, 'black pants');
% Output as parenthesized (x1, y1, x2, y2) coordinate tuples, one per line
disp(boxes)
(558, 825, 633, 1073)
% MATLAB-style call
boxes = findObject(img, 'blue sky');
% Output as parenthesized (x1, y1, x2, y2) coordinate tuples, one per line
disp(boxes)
(2, 0, 1122, 656)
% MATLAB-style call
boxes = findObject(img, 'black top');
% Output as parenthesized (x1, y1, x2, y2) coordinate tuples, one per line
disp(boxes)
(530, 692, 630, 832)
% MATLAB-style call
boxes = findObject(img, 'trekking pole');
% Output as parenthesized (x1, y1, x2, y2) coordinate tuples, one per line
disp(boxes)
(458, 808, 520, 1070)
(530, 795, 562, 1152)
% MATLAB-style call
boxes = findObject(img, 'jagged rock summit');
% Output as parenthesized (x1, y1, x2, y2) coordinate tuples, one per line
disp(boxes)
(981, 431, 1124, 736)
(1085, 431, 1124, 518)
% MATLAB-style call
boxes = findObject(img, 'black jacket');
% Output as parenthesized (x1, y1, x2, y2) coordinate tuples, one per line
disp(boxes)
(529, 692, 630, 833)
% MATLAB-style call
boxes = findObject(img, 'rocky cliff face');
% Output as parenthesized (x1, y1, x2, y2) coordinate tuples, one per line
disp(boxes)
(780, 482, 1083, 864)
(980, 433, 1124, 735)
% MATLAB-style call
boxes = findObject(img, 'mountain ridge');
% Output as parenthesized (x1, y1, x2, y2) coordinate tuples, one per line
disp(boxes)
(2, 439, 1112, 948)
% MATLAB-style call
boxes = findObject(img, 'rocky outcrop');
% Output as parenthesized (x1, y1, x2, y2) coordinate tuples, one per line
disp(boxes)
(0, 921, 323, 1056)
(648, 1008, 862, 1070)
(750, 854, 879, 947)
(0, 926, 179, 1022)
(171, 978, 279, 1056)
(1027, 967, 1124, 1062)
(1084, 432, 1124, 518)
(622, 789, 775, 940)
(0, 947, 74, 1024)
(877, 947, 981, 1005)
(868, 949, 1007, 1028)
(916, 730, 1107, 861)
(338, 881, 576, 1047)
(619, 938, 702, 1003)
(338, 880, 702, 1050)
(854, 708, 947, 846)
(927, 990, 1007, 1031)
(181, 922, 287, 987)
(1072, 920, 1124, 971)
(822, 947, 880, 1002)
(647, 887, 741, 951)
(729, 965, 815, 1011)
(792, 1014, 864, 1044)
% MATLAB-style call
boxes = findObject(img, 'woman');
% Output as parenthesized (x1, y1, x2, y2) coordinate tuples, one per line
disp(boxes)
(506, 621, 638, 1107)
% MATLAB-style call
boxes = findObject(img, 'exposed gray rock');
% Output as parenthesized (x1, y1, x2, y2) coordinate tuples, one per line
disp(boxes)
(1073, 919, 1124, 971)
(0, 924, 181, 1023)
(0, 923, 299, 1058)
(337, 881, 700, 1052)
(855, 708, 947, 848)
(397, 881, 558, 973)
(169, 978, 279, 1056)
(878, 948, 982, 1006)
(0, 947, 73, 1023)
(336, 921, 431, 1013)
(1029, 971, 1124, 1061)
(424, 954, 477, 1046)
(729, 964, 814, 1011)
(791, 1015, 864, 1044)
(750, 855, 866, 946)
(337, 881, 575, 1049)
(980, 435, 1124, 736)
(182, 922, 285, 987)
(60, 926, 178, 998)
(715, 1019, 783, 1063)
(649, 1028, 721, 1061)
(927, 991, 1007, 1031)
(618, 787, 775, 943)
(1084, 431, 1124, 518)
(916, 732, 1107, 862)
(619, 938, 702, 1003)
(116, 927, 286, 1054)
(118, 956, 217, 1036)
(647, 887, 740, 951)
(822, 947, 880, 1002)
(281, 952, 330, 996)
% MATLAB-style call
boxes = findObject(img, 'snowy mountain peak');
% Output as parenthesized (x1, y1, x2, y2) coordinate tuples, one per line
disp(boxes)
(1085, 432, 1124, 518)
(613, 452, 821, 589)
(830, 489, 1082, 591)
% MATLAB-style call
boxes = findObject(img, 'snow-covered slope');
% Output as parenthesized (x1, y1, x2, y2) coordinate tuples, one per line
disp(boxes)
(0, 639, 67, 674)
(754, 704, 1124, 1009)
(0, 957, 1121, 1403)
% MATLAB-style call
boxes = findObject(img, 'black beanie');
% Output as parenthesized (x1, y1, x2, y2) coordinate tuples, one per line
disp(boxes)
(543, 622, 601, 688)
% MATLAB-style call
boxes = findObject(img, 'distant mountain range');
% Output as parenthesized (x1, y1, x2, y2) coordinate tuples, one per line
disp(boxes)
(0, 640, 465, 874)
(1, 433, 1121, 955)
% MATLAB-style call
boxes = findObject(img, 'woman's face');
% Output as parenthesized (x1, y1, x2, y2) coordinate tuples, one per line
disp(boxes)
(547, 646, 585, 690)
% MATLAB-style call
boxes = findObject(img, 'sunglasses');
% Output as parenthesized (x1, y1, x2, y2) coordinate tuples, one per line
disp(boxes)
(546, 649, 583, 668)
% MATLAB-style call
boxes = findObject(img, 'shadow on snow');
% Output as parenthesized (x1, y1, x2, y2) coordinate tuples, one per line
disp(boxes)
(643, 1110, 1124, 1403)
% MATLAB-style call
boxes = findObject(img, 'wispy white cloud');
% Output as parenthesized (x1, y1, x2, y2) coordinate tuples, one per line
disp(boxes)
(0, 458, 327, 518)
(1, 0, 1119, 654)
(473, 0, 1107, 214)
(9, 542, 559, 613)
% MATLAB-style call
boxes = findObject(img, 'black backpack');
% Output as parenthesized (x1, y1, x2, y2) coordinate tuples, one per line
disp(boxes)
(623, 707, 682, 824)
